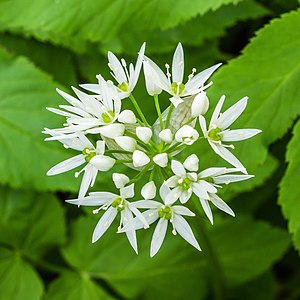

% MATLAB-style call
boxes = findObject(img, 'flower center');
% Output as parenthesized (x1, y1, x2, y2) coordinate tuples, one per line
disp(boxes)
(179, 177, 191, 190)
(83, 148, 96, 162)
(118, 82, 129, 92)
(101, 110, 115, 123)
(208, 128, 222, 141)
(171, 82, 185, 95)
(158, 205, 172, 220)
(111, 197, 125, 211)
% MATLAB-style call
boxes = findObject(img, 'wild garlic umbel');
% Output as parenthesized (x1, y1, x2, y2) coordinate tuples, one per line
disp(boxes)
(44, 43, 261, 257)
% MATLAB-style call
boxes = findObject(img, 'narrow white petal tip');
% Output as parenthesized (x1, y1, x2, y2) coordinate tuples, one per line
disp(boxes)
(136, 127, 153, 143)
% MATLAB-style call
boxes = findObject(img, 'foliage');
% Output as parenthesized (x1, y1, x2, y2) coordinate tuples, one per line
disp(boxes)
(0, 0, 299, 299)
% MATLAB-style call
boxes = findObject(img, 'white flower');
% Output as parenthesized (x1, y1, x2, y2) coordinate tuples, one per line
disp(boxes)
(191, 92, 209, 117)
(121, 183, 200, 257)
(153, 153, 168, 167)
(132, 150, 151, 167)
(158, 129, 173, 143)
(141, 181, 156, 199)
(199, 95, 261, 173)
(143, 60, 162, 96)
(165, 158, 211, 204)
(144, 43, 221, 107)
(46, 78, 127, 139)
(66, 183, 147, 253)
(136, 126, 152, 143)
(114, 136, 137, 152)
(46, 133, 115, 198)
(175, 125, 199, 145)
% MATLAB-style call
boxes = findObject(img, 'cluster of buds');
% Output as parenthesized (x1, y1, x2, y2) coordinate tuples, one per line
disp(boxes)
(44, 43, 261, 257)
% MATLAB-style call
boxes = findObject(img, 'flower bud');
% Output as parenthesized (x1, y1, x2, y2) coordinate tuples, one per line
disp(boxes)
(113, 173, 130, 189)
(143, 60, 162, 96)
(159, 129, 173, 144)
(175, 125, 199, 145)
(132, 150, 150, 167)
(118, 110, 137, 124)
(90, 155, 115, 171)
(191, 92, 209, 117)
(183, 154, 199, 172)
(114, 136, 137, 152)
(136, 127, 152, 143)
(153, 153, 168, 167)
(141, 181, 156, 199)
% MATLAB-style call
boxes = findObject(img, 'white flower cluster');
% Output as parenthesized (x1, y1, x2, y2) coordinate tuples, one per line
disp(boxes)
(44, 43, 261, 257)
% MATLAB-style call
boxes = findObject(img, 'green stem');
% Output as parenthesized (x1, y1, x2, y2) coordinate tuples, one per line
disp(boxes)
(154, 94, 163, 130)
(129, 163, 153, 183)
(129, 94, 149, 126)
(106, 150, 132, 154)
(165, 104, 174, 128)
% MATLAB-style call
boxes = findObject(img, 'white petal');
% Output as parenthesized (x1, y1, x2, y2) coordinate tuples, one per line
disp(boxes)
(199, 167, 227, 178)
(150, 218, 168, 257)
(118, 110, 137, 124)
(185, 63, 222, 92)
(209, 141, 247, 174)
(122, 209, 138, 254)
(222, 129, 261, 142)
(79, 83, 101, 94)
(131, 200, 161, 209)
(196, 180, 217, 194)
(210, 194, 235, 217)
(210, 95, 225, 127)
(56, 88, 82, 108)
(143, 60, 162, 96)
(78, 165, 95, 198)
(172, 43, 184, 83)
(191, 92, 209, 117)
(214, 174, 253, 184)
(165, 187, 181, 205)
(112, 173, 130, 189)
(66, 193, 115, 206)
(120, 183, 135, 199)
(47, 154, 85, 176)
(171, 160, 186, 176)
(153, 153, 168, 167)
(183, 154, 199, 172)
(92, 207, 118, 243)
(166, 175, 179, 188)
(159, 183, 171, 200)
(132, 150, 150, 167)
(108, 51, 127, 84)
(172, 206, 195, 216)
(199, 115, 208, 137)
(172, 214, 201, 251)
(115, 136, 137, 152)
(170, 96, 184, 108)
(159, 129, 173, 143)
(141, 181, 157, 200)
(136, 127, 152, 143)
(97, 124, 125, 138)
(199, 198, 213, 224)
(192, 182, 210, 200)
(175, 125, 199, 145)
(179, 190, 192, 204)
(131, 42, 146, 89)
(89, 155, 115, 171)
(216, 97, 248, 130)
(96, 140, 105, 155)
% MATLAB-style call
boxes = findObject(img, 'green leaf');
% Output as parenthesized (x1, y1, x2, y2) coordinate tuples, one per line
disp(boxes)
(192, 9, 300, 193)
(46, 271, 114, 300)
(107, 0, 269, 55)
(279, 119, 300, 253)
(0, 47, 80, 191)
(0, 186, 66, 259)
(0, 0, 243, 51)
(0, 247, 44, 300)
(60, 214, 288, 299)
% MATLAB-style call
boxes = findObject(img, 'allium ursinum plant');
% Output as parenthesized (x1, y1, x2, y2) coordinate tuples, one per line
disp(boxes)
(44, 43, 261, 257)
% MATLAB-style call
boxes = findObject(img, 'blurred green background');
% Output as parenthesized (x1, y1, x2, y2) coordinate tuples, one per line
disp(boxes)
(0, 0, 300, 299)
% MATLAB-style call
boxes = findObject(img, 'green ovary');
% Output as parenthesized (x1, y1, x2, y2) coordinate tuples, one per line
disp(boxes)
(171, 82, 185, 95)
(83, 148, 96, 162)
(112, 197, 125, 211)
(118, 82, 129, 92)
(208, 128, 222, 141)
(179, 177, 191, 190)
(158, 206, 172, 220)
(101, 110, 115, 123)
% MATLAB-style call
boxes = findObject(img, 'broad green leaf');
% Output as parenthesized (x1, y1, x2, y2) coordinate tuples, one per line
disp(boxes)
(0, 47, 81, 191)
(0, 0, 242, 52)
(279, 119, 300, 253)
(61, 214, 288, 299)
(0, 247, 44, 300)
(189, 9, 300, 194)
(46, 272, 114, 300)
(0, 186, 65, 259)
(107, 0, 269, 55)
